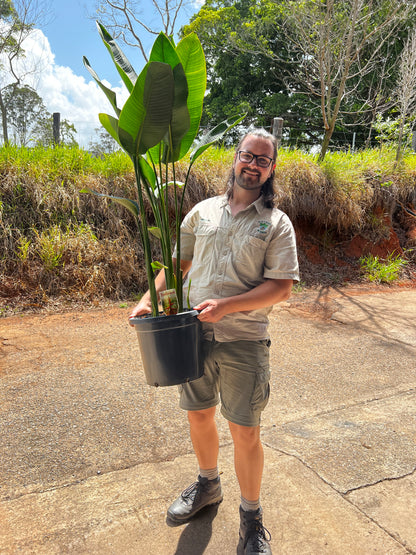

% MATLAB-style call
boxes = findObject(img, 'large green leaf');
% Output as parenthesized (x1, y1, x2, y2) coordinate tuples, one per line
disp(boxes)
(117, 127, 135, 158)
(83, 57, 120, 117)
(146, 142, 163, 168)
(164, 63, 190, 162)
(149, 33, 190, 162)
(118, 61, 174, 157)
(98, 113, 121, 147)
(140, 62, 175, 153)
(149, 32, 181, 68)
(190, 114, 246, 163)
(97, 22, 137, 92)
(176, 33, 206, 160)
(138, 156, 157, 191)
(79, 187, 139, 219)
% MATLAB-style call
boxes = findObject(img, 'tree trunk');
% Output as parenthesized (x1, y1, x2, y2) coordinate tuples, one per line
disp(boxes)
(395, 116, 405, 163)
(0, 91, 9, 145)
(365, 110, 376, 149)
(318, 125, 334, 162)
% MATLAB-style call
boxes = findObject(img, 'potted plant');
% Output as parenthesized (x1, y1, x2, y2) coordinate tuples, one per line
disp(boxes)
(81, 23, 242, 386)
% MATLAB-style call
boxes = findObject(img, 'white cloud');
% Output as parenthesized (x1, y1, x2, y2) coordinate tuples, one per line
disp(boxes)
(2, 29, 128, 147)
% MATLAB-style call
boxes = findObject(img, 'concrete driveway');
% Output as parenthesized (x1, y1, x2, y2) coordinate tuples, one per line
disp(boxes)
(0, 288, 415, 554)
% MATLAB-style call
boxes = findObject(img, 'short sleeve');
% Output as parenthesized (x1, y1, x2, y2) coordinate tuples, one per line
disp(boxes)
(263, 214, 299, 282)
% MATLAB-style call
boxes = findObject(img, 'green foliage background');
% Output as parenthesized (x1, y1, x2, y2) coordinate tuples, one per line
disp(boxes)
(183, 0, 416, 151)
(1, 144, 415, 314)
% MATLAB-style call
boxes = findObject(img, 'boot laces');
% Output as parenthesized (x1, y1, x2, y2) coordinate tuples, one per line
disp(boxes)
(181, 478, 207, 503)
(245, 520, 272, 552)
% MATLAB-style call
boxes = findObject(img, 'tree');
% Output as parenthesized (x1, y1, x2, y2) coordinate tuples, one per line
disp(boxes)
(1, 84, 77, 146)
(268, 0, 416, 160)
(185, 0, 416, 155)
(0, 0, 50, 144)
(88, 126, 120, 156)
(94, 0, 191, 61)
(2, 83, 44, 145)
(34, 114, 77, 147)
(183, 0, 295, 137)
(394, 30, 416, 163)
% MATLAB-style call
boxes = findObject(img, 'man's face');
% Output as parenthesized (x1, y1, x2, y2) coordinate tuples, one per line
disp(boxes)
(233, 135, 275, 192)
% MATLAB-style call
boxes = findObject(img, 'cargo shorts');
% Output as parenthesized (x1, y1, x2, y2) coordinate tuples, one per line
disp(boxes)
(178, 338, 271, 427)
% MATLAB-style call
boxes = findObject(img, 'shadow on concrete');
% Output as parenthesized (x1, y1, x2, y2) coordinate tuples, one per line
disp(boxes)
(303, 285, 415, 350)
(169, 504, 221, 555)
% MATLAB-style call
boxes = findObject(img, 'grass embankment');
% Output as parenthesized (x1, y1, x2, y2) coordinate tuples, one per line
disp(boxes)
(1, 145, 415, 314)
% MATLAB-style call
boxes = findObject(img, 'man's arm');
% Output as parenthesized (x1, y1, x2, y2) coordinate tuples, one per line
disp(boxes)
(194, 278, 293, 323)
(129, 259, 192, 321)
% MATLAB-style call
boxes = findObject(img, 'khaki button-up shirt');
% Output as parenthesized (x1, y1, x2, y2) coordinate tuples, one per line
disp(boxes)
(175, 194, 299, 341)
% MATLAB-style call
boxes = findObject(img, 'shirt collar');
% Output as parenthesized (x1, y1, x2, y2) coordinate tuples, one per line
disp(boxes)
(222, 194, 266, 215)
(253, 195, 267, 214)
(220, 194, 229, 210)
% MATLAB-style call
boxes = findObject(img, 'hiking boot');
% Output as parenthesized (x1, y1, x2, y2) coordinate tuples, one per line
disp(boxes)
(166, 475, 223, 524)
(238, 506, 272, 555)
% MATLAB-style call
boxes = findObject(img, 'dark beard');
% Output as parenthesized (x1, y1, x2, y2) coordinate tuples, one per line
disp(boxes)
(235, 169, 263, 191)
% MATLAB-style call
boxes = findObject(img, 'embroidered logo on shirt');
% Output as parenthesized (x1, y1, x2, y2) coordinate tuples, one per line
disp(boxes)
(256, 220, 271, 234)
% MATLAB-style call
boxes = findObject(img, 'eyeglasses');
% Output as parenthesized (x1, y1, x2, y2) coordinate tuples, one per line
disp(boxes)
(237, 150, 274, 168)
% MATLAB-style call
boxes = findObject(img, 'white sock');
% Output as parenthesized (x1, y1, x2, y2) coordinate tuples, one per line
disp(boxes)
(241, 496, 261, 512)
(199, 467, 219, 481)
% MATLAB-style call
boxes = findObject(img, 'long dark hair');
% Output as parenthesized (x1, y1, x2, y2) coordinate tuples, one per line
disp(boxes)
(226, 128, 278, 208)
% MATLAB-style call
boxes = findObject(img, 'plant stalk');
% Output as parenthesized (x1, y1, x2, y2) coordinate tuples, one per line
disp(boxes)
(134, 158, 158, 316)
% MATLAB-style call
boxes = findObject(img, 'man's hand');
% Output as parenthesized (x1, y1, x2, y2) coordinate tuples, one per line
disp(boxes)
(128, 297, 152, 325)
(194, 299, 228, 323)
(193, 279, 293, 324)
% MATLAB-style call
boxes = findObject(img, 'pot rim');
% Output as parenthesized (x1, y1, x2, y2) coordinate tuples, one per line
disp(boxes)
(129, 308, 199, 326)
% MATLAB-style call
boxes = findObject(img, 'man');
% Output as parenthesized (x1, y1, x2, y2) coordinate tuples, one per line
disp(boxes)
(129, 128, 299, 554)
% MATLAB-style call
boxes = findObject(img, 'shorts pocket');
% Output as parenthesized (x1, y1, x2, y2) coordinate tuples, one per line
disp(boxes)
(250, 367, 271, 412)
(217, 340, 271, 425)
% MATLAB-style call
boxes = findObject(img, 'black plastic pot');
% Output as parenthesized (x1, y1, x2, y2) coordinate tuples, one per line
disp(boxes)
(130, 309, 204, 387)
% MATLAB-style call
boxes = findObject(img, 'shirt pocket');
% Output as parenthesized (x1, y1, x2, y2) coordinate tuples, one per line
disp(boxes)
(234, 235, 268, 283)
(193, 223, 218, 265)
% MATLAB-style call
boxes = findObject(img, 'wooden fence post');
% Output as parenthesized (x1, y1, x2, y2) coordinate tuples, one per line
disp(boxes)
(272, 117, 284, 149)
(53, 112, 60, 145)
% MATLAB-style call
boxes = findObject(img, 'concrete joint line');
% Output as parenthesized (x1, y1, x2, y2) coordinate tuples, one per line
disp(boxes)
(345, 498, 414, 553)
(262, 442, 337, 491)
(264, 387, 416, 430)
(1, 478, 87, 503)
(341, 492, 416, 554)
(262, 443, 415, 555)
(1, 456, 175, 503)
(343, 465, 416, 496)
(1, 440, 235, 505)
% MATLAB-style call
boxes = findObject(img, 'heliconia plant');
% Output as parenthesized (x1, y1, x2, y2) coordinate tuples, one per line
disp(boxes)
(81, 22, 243, 316)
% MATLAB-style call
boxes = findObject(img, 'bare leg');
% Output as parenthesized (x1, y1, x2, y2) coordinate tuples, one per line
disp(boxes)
(228, 422, 264, 501)
(166, 407, 222, 523)
(187, 407, 219, 469)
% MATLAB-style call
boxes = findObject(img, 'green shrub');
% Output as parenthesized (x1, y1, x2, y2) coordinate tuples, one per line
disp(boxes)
(359, 252, 408, 283)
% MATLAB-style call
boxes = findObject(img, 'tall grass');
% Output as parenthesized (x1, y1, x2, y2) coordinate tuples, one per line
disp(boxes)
(1, 144, 415, 311)
(276, 147, 416, 233)
(0, 144, 132, 178)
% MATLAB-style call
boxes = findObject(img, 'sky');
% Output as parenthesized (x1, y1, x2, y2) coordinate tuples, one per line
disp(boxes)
(5, 0, 201, 147)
